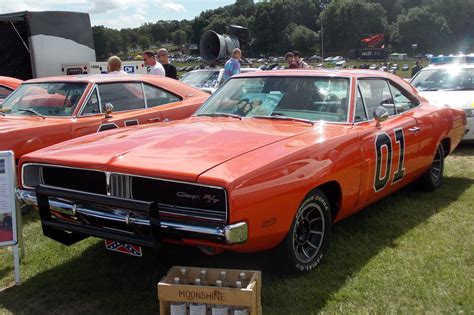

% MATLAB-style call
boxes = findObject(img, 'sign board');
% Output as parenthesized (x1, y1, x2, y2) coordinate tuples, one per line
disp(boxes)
(0, 151, 17, 246)
(123, 65, 135, 74)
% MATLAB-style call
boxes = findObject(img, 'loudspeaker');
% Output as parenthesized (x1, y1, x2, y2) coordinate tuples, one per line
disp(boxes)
(199, 30, 240, 63)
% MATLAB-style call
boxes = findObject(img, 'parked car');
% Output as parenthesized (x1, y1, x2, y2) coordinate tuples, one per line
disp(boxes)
(332, 56, 344, 62)
(335, 60, 346, 68)
(0, 76, 22, 105)
(180, 68, 260, 94)
(324, 56, 334, 62)
(402, 64, 410, 71)
(411, 63, 474, 140)
(369, 64, 378, 70)
(18, 70, 465, 273)
(0, 74, 209, 160)
(308, 55, 322, 62)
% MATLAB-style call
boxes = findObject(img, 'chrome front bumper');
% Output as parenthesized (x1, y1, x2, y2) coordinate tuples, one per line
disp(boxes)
(18, 188, 248, 245)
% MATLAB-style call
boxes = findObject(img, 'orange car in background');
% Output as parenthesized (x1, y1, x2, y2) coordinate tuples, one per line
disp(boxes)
(0, 76, 22, 103)
(18, 70, 466, 273)
(0, 74, 208, 160)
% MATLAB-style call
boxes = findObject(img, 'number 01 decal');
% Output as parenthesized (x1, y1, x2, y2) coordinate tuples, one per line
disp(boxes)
(374, 128, 405, 192)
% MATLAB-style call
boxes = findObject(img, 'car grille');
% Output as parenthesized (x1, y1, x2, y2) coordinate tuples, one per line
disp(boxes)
(25, 164, 227, 223)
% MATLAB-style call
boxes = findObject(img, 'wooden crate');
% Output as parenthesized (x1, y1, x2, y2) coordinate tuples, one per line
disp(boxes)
(158, 266, 262, 315)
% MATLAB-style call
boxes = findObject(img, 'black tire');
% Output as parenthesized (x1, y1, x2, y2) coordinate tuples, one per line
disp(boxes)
(419, 143, 445, 191)
(276, 188, 332, 274)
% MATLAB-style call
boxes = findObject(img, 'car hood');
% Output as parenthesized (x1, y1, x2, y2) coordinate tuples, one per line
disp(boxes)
(419, 90, 474, 109)
(22, 117, 322, 182)
(0, 115, 66, 132)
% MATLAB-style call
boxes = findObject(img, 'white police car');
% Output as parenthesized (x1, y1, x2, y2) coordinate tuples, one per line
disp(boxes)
(411, 58, 474, 140)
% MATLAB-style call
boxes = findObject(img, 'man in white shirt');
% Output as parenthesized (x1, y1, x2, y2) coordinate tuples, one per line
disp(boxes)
(143, 50, 165, 76)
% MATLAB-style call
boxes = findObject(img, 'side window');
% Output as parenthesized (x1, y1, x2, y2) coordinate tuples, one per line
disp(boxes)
(82, 88, 100, 115)
(0, 86, 12, 98)
(144, 84, 180, 108)
(355, 87, 368, 122)
(98, 83, 145, 112)
(388, 81, 419, 113)
(358, 79, 395, 119)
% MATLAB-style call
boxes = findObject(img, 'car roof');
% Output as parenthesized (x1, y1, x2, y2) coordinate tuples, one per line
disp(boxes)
(233, 69, 403, 79)
(0, 76, 23, 87)
(422, 63, 474, 70)
(22, 74, 209, 98)
(25, 74, 172, 84)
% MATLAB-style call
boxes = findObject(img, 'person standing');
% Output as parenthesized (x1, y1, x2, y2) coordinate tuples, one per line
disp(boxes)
(157, 48, 177, 79)
(142, 50, 165, 76)
(292, 51, 309, 68)
(223, 48, 241, 81)
(411, 59, 422, 78)
(107, 56, 128, 74)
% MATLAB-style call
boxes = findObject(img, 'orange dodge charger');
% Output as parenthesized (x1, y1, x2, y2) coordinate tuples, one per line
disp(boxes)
(0, 74, 209, 161)
(18, 70, 466, 273)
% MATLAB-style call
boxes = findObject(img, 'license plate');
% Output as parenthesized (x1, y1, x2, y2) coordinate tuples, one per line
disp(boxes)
(104, 240, 142, 257)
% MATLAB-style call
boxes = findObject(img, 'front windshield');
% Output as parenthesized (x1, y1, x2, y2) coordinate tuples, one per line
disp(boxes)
(411, 68, 474, 91)
(195, 76, 350, 122)
(0, 82, 87, 116)
(180, 70, 220, 88)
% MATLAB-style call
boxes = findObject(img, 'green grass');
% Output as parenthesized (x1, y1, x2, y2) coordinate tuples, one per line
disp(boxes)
(0, 144, 472, 314)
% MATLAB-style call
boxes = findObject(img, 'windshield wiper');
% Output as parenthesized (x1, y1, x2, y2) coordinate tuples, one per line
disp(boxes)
(18, 109, 45, 119)
(252, 114, 314, 125)
(419, 88, 438, 91)
(196, 112, 242, 120)
(0, 112, 5, 116)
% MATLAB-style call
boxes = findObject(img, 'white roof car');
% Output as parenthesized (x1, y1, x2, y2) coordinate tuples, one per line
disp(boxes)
(180, 67, 260, 94)
(411, 63, 474, 140)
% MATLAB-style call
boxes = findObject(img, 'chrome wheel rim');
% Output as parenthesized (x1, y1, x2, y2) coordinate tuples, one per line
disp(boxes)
(431, 147, 443, 182)
(292, 202, 325, 264)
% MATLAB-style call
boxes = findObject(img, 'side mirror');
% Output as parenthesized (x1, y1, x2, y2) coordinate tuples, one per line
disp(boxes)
(373, 106, 389, 127)
(103, 103, 113, 118)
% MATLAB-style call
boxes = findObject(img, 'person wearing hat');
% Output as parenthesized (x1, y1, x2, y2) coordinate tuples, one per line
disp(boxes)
(285, 52, 299, 69)
(157, 48, 177, 79)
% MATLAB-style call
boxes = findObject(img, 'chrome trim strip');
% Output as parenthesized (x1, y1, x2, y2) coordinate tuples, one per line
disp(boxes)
(21, 163, 229, 222)
(17, 189, 245, 244)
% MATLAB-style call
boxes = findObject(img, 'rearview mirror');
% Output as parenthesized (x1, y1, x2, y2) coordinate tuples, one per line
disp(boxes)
(374, 106, 389, 127)
(103, 103, 113, 118)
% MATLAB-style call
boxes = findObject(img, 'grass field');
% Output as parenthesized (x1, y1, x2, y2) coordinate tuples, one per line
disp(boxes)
(0, 144, 472, 314)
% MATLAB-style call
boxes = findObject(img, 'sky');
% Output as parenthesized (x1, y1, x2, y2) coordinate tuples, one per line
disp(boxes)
(0, 0, 237, 29)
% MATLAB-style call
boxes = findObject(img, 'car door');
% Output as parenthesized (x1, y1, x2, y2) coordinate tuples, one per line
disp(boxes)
(71, 82, 167, 137)
(354, 78, 420, 207)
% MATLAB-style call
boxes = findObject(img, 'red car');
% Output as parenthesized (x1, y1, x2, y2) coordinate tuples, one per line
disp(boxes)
(18, 70, 466, 273)
(0, 76, 22, 104)
(0, 74, 208, 160)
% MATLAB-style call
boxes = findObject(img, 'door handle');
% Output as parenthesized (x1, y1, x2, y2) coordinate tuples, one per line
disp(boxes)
(147, 117, 161, 122)
(408, 127, 421, 132)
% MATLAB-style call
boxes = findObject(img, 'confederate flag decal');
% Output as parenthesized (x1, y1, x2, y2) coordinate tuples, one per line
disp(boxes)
(105, 240, 143, 257)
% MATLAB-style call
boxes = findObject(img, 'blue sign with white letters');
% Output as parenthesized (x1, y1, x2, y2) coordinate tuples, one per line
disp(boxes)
(123, 66, 135, 73)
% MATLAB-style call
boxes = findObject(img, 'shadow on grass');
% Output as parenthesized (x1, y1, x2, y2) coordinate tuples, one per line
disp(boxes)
(0, 176, 472, 314)
(451, 142, 474, 156)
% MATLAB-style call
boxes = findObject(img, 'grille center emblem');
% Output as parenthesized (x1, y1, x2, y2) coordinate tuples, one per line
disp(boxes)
(176, 192, 200, 200)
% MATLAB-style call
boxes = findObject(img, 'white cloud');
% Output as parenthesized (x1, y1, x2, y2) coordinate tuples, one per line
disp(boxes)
(162, 2, 185, 13)
(92, 13, 147, 29)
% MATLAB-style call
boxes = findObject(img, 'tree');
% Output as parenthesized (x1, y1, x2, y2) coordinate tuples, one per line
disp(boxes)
(289, 25, 318, 55)
(138, 36, 150, 50)
(320, 0, 387, 50)
(396, 6, 451, 52)
(172, 30, 187, 46)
